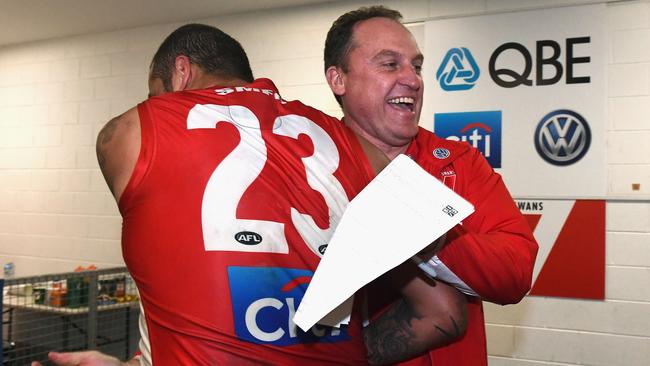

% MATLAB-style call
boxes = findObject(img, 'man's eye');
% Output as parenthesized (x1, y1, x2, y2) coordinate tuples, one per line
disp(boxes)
(414, 65, 423, 74)
(383, 62, 397, 68)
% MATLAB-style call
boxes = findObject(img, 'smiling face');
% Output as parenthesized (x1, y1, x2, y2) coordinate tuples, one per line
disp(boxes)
(335, 17, 424, 158)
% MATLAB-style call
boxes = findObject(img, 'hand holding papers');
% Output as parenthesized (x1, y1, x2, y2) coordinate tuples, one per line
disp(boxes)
(293, 154, 475, 332)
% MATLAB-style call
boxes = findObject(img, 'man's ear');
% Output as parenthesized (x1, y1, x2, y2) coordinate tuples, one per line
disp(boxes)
(171, 55, 192, 92)
(325, 66, 346, 98)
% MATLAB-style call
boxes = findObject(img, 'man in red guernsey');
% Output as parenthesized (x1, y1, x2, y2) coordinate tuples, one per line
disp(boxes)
(324, 6, 539, 365)
(35, 23, 468, 366)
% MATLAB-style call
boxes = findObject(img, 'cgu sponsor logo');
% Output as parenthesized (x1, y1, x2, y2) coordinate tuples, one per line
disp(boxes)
(228, 266, 349, 346)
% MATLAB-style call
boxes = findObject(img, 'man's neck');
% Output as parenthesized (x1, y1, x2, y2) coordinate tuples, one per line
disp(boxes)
(188, 68, 250, 90)
(343, 119, 409, 160)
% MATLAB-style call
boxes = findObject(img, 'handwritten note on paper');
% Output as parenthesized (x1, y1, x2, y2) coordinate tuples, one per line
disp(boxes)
(293, 154, 475, 332)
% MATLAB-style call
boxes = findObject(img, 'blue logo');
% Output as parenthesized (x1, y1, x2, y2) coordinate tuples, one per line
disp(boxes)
(434, 111, 502, 168)
(436, 48, 480, 91)
(433, 148, 450, 159)
(534, 109, 590, 166)
(228, 266, 349, 346)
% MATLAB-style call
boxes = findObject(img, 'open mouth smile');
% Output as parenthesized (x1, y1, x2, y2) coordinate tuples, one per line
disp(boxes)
(387, 97, 415, 112)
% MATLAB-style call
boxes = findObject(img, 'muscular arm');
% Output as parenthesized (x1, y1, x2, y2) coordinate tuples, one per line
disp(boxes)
(363, 262, 467, 365)
(96, 107, 141, 203)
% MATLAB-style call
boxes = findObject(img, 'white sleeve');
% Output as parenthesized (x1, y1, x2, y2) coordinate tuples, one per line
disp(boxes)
(415, 255, 478, 297)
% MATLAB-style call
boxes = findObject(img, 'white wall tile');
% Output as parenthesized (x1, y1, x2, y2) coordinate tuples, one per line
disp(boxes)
(48, 102, 79, 125)
(87, 216, 122, 240)
(609, 95, 650, 130)
(579, 332, 650, 366)
(486, 324, 516, 356)
(608, 63, 649, 97)
(110, 50, 153, 76)
(44, 146, 76, 169)
(30, 170, 60, 191)
(608, 131, 650, 164)
(79, 100, 110, 125)
(81, 56, 111, 79)
(33, 82, 65, 104)
(76, 146, 99, 169)
(607, 1, 650, 31)
(606, 266, 650, 302)
(427, 0, 487, 18)
(0, 170, 31, 190)
(18, 191, 46, 213)
(511, 326, 580, 363)
(0, 126, 32, 147)
(60, 170, 92, 192)
(17, 62, 50, 84)
(0, 148, 46, 169)
(608, 164, 650, 196)
(607, 200, 650, 232)
(0, 85, 35, 106)
(62, 124, 94, 146)
(63, 79, 95, 101)
(607, 231, 650, 266)
(50, 59, 80, 82)
(485, 297, 650, 337)
(613, 28, 650, 63)
(95, 76, 129, 99)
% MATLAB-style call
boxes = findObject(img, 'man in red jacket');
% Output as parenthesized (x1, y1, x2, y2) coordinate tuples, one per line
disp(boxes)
(324, 6, 539, 365)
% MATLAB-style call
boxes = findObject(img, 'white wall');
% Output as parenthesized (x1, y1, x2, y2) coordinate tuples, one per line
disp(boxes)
(0, 0, 648, 364)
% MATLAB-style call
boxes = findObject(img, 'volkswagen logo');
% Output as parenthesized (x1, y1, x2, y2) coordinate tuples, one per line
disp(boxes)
(534, 109, 591, 166)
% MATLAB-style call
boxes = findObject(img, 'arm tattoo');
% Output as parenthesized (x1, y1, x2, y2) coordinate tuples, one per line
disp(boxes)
(364, 299, 465, 365)
(96, 115, 121, 165)
(96, 114, 122, 194)
(364, 299, 418, 365)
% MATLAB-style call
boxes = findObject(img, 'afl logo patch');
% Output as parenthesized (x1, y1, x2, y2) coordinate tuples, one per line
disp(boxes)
(433, 148, 450, 159)
(235, 231, 263, 245)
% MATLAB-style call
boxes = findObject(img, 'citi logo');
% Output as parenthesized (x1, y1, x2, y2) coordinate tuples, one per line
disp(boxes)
(228, 266, 349, 346)
(235, 231, 262, 245)
(434, 111, 502, 168)
(534, 109, 591, 166)
(436, 47, 480, 91)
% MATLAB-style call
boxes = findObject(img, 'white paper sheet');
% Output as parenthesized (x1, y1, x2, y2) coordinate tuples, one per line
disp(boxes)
(293, 154, 475, 332)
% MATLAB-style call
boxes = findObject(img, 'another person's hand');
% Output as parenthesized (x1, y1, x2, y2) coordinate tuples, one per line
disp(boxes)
(31, 351, 131, 366)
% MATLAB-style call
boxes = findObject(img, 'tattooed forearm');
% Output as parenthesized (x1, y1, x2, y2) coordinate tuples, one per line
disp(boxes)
(364, 299, 466, 365)
(364, 299, 419, 365)
(435, 314, 464, 340)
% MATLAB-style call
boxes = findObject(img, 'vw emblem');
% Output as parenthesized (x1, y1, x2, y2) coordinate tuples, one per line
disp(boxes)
(534, 109, 591, 166)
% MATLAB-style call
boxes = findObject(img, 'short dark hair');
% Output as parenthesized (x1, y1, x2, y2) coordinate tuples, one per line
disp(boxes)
(324, 6, 403, 106)
(150, 23, 254, 91)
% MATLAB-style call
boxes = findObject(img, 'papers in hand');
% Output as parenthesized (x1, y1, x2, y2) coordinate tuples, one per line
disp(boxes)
(293, 154, 475, 332)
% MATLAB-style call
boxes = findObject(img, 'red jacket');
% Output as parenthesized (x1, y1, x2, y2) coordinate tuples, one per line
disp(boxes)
(399, 128, 538, 365)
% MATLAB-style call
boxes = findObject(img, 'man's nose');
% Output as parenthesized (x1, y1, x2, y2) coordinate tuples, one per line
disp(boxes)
(399, 65, 422, 90)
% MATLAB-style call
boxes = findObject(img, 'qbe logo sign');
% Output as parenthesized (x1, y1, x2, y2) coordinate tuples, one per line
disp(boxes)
(228, 266, 349, 346)
(434, 110, 502, 168)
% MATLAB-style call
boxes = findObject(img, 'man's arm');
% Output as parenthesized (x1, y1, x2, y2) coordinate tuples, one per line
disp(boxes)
(363, 262, 467, 365)
(425, 148, 538, 304)
(31, 351, 140, 366)
(96, 107, 141, 203)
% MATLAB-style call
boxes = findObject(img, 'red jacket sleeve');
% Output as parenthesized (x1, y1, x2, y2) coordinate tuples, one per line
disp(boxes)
(437, 148, 538, 305)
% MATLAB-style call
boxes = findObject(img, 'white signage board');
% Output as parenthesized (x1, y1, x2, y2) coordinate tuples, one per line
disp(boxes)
(422, 4, 606, 198)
